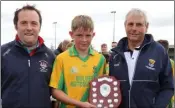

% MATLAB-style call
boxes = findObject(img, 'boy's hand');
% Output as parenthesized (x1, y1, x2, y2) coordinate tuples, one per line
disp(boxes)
(79, 102, 96, 108)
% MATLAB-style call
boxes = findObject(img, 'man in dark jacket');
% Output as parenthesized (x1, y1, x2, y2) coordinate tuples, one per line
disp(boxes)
(1, 5, 55, 108)
(109, 8, 174, 108)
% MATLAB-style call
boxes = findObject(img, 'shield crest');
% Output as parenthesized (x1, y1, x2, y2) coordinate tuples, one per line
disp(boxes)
(100, 84, 111, 97)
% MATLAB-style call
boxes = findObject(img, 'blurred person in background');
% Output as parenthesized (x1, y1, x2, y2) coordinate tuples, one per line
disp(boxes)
(54, 39, 71, 55)
(157, 39, 174, 108)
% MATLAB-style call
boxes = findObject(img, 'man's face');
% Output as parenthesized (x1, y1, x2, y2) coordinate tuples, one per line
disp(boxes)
(111, 42, 117, 48)
(101, 45, 108, 53)
(15, 10, 40, 46)
(69, 27, 95, 52)
(125, 14, 148, 43)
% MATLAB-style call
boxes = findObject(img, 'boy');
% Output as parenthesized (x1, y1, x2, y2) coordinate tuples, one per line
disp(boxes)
(49, 15, 106, 108)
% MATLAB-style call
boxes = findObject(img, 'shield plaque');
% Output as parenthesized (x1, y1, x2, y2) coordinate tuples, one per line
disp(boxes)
(88, 75, 122, 108)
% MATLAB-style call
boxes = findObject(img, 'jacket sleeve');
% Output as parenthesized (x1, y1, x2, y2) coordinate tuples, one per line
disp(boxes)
(153, 52, 174, 108)
(1, 42, 14, 90)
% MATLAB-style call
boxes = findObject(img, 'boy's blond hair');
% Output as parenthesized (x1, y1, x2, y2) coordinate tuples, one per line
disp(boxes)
(71, 15, 94, 31)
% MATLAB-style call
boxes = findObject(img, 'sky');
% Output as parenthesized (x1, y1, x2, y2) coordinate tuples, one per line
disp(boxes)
(1, 1, 174, 51)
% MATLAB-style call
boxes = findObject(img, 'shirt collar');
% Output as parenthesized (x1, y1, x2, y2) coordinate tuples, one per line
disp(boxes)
(69, 45, 95, 56)
(124, 38, 147, 52)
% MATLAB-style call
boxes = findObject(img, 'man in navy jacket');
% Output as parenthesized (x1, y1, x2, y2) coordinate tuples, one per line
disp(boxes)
(109, 8, 174, 108)
(1, 5, 55, 108)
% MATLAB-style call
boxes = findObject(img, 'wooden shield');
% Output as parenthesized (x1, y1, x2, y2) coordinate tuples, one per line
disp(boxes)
(89, 75, 122, 108)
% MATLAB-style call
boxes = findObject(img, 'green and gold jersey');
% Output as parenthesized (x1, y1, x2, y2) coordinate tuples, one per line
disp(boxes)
(105, 63, 109, 75)
(168, 59, 174, 108)
(170, 59, 174, 76)
(49, 46, 106, 108)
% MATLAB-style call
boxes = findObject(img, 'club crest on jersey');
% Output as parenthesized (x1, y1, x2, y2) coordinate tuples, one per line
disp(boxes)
(71, 66, 78, 73)
(39, 60, 48, 72)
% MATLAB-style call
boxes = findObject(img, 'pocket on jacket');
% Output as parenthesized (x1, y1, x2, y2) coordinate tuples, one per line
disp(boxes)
(143, 89, 155, 107)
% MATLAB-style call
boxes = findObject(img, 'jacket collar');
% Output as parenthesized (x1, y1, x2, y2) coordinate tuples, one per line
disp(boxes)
(111, 34, 154, 53)
(15, 34, 44, 48)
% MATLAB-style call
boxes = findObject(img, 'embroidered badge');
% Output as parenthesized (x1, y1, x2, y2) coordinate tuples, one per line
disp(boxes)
(39, 60, 48, 72)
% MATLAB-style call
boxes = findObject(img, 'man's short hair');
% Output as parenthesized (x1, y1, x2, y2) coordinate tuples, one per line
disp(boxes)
(71, 15, 94, 31)
(13, 4, 42, 27)
(125, 8, 148, 25)
(157, 39, 169, 51)
(112, 41, 117, 44)
(101, 43, 107, 48)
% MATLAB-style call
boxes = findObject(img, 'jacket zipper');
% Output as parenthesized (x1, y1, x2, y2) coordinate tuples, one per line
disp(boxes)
(28, 60, 30, 67)
(28, 59, 30, 107)
(117, 53, 131, 108)
(128, 51, 140, 108)
(128, 42, 151, 108)
(130, 42, 151, 89)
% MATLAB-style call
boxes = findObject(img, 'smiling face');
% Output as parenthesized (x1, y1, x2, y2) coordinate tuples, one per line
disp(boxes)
(125, 12, 149, 44)
(15, 10, 40, 46)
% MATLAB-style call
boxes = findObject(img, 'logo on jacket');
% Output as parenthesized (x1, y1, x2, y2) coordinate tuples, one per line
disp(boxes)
(39, 60, 48, 72)
(149, 59, 155, 67)
(145, 59, 155, 70)
(114, 62, 120, 67)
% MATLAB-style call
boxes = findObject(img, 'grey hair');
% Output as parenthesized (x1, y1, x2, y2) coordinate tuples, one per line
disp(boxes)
(125, 8, 148, 25)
